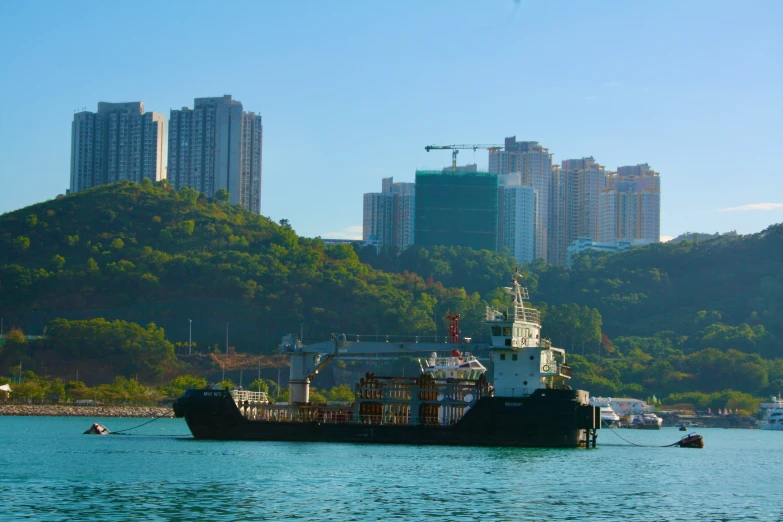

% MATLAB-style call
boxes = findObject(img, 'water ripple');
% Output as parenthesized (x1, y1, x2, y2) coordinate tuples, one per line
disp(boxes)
(0, 418, 781, 521)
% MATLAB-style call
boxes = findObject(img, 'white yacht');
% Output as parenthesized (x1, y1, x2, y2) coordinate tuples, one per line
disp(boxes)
(759, 396, 783, 431)
(590, 397, 621, 427)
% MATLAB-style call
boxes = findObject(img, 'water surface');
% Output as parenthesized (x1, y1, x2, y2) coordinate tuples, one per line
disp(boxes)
(0, 417, 780, 521)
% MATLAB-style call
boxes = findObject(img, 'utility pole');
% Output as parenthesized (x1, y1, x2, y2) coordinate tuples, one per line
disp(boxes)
(226, 322, 230, 354)
(188, 319, 192, 355)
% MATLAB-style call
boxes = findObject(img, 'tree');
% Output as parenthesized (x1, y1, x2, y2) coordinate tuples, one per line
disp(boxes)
(327, 384, 355, 403)
(249, 378, 269, 394)
(218, 379, 235, 390)
(214, 189, 230, 203)
(309, 388, 328, 404)
(51, 255, 66, 271)
(87, 257, 99, 272)
(160, 375, 208, 398)
(13, 236, 30, 251)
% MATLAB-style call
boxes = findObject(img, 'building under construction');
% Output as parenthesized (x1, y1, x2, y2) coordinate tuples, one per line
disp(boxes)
(414, 170, 498, 251)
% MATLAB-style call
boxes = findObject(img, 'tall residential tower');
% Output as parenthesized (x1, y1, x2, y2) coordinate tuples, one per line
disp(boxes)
(168, 95, 263, 213)
(70, 102, 166, 193)
(363, 177, 415, 251)
(488, 138, 552, 261)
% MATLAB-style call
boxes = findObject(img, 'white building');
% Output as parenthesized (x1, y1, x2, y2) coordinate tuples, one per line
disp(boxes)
(498, 174, 536, 265)
(168, 95, 263, 213)
(362, 177, 415, 251)
(592, 397, 652, 416)
(488, 137, 552, 262)
(566, 237, 653, 267)
(70, 102, 166, 193)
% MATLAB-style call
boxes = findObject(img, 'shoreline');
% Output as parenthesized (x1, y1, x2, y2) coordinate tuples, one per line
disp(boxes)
(0, 405, 174, 418)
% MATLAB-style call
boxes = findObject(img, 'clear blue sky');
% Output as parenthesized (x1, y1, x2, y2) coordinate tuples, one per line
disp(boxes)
(1, 0, 781, 241)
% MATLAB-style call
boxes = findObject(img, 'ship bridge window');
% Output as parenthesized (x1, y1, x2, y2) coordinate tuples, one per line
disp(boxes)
(491, 326, 501, 336)
(512, 354, 518, 361)
(500, 354, 506, 361)
(503, 327, 511, 336)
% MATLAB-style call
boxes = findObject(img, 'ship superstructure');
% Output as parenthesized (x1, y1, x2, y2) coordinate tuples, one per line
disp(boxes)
(174, 271, 600, 447)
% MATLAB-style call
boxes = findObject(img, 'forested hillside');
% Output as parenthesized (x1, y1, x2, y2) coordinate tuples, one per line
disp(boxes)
(358, 226, 783, 402)
(0, 181, 492, 375)
(2, 181, 782, 405)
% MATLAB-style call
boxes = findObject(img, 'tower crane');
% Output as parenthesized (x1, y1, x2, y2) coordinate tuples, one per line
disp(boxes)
(425, 144, 504, 171)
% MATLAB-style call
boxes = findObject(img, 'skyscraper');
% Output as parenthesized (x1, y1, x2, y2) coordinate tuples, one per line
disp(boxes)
(70, 102, 166, 193)
(414, 170, 498, 251)
(362, 177, 415, 251)
(497, 174, 536, 265)
(168, 95, 263, 213)
(488, 137, 552, 261)
(609, 164, 661, 243)
(549, 157, 608, 265)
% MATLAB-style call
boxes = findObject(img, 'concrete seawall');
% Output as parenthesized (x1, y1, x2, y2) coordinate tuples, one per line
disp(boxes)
(0, 405, 174, 418)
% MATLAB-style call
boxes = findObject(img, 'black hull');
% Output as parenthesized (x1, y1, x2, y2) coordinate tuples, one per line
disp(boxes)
(174, 390, 600, 448)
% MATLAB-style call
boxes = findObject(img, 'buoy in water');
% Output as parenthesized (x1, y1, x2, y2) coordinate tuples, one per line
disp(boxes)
(84, 422, 109, 435)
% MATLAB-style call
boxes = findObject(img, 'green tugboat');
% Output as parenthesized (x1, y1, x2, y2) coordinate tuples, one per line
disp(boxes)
(174, 272, 601, 447)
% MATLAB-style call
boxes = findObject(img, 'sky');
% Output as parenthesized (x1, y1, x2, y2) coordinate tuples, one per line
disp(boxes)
(1, 0, 782, 242)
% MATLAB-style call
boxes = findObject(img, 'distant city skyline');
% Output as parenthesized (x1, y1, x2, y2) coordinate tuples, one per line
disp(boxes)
(1, 1, 782, 239)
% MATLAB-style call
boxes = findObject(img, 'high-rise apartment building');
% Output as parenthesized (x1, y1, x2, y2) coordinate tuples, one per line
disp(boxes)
(497, 174, 536, 265)
(362, 177, 415, 251)
(70, 102, 166, 193)
(168, 95, 263, 213)
(608, 164, 661, 243)
(414, 170, 498, 251)
(549, 157, 608, 265)
(488, 137, 552, 261)
(240, 112, 263, 214)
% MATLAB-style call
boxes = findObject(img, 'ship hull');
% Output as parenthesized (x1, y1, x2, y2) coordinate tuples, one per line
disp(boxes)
(174, 389, 600, 448)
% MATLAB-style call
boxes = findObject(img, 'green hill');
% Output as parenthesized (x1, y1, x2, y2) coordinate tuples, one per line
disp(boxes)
(1, 181, 781, 404)
(0, 181, 488, 366)
(357, 225, 783, 400)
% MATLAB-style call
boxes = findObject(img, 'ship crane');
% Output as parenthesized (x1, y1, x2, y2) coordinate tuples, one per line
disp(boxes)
(425, 144, 504, 171)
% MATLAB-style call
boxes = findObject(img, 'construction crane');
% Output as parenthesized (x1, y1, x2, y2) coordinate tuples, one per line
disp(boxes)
(425, 144, 504, 171)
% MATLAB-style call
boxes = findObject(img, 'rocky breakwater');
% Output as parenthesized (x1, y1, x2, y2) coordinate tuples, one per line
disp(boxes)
(0, 405, 173, 418)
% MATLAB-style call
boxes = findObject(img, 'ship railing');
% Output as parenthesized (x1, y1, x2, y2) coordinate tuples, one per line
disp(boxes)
(485, 306, 541, 325)
(516, 307, 540, 325)
(340, 334, 467, 344)
(230, 390, 269, 404)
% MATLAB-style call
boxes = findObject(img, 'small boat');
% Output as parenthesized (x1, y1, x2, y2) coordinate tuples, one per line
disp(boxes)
(629, 412, 663, 430)
(676, 433, 704, 448)
(679, 424, 687, 431)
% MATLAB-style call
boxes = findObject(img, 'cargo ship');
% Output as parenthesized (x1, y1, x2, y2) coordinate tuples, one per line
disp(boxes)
(174, 272, 601, 447)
